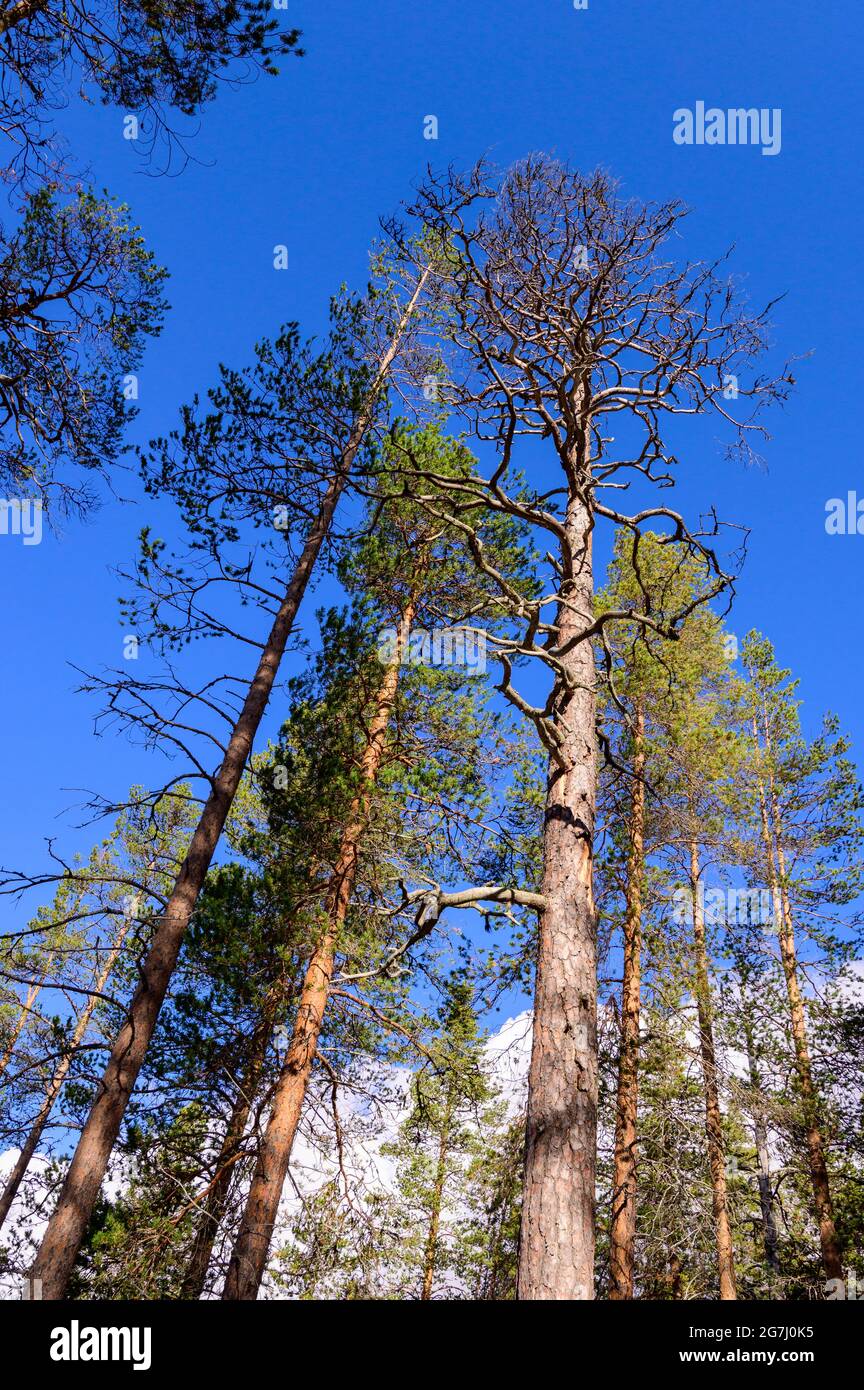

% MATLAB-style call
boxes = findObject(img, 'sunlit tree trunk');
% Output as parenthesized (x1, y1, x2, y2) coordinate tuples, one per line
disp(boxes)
(221, 606, 414, 1300)
(518, 474, 597, 1301)
(29, 279, 427, 1299)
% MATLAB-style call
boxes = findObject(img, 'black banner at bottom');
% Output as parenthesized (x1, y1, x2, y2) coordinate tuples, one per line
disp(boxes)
(0, 1294, 856, 1377)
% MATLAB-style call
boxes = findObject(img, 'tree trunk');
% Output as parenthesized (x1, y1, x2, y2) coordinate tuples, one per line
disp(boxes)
(754, 714, 842, 1282)
(689, 838, 737, 1300)
(517, 480, 597, 1301)
(0, 916, 130, 1231)
(180, 1011, 275, 1299)
(29, 279, 427, 1299)
(609, 702, 645, 1300)
(221, 606, 413, 1300)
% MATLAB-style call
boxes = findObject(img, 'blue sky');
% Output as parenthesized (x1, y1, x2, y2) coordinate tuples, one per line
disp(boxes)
(2, 0, 862, 940)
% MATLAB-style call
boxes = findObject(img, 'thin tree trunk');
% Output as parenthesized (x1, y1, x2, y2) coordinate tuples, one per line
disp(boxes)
(0, 969, 46, 1084)
(609, 702, 645, 1300)
(221, 605, 414, 1300)
(180, 1011, 275, 1300)
(688, 838, 737, 1300)
(742, 1018, 779, 1274)
(753, 714, 842, 1281)
(517, 477, 597, 1301)
(421, 1113, 451, 1301)
(0, 917, 130, 1231)
(29, 278, 427, 1300)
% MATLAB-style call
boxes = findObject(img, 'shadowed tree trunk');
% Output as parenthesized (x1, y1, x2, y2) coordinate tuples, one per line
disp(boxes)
(689, 837, 737, 1300)
(29, 277, 428, 1300)
(517, 483, 597, 1302)
(609, 702, 645, 1300)
(180, 1010, 276, 1299)
(221, 606, 414, 1300)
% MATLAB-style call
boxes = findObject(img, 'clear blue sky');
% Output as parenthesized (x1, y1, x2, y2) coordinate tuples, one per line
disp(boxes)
(2, 0, 862, 910)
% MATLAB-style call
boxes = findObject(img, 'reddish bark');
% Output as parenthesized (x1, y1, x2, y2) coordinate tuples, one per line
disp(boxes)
(221, 607, 413, 1300)
(29, 277, 427, 1299)
(517, 484, 597, 1301)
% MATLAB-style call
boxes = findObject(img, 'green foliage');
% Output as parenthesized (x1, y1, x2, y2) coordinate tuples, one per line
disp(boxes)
(71, 1104, 211, 1300)
(0, 187, 168, 505)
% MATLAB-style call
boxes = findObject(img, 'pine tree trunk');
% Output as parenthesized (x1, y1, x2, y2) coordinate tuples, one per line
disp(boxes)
(221, 606, 413, 1300)
(180, 1011, 275, 1299)
(689, 838, 737, 1300)
(517, 481, 597, 1301)
(0, 917, 130, 1231)
(609, 703, 645, 1300)
(28, 281, 427, 1300)
(753, 716, 843, 1281)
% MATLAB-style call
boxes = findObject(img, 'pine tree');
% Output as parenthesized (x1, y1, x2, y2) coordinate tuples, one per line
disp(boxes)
(402, 154, 790, 1297)
(29, 265, 433, 1298)
(738, 632, 864, 1283)
(222, 424, 536, 1299)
